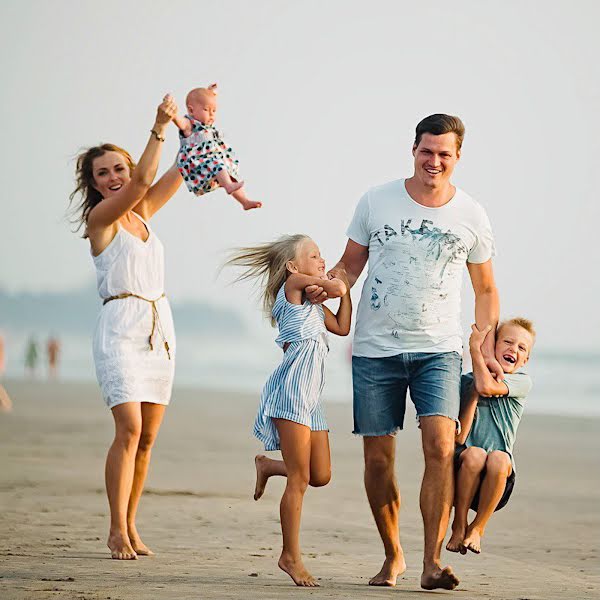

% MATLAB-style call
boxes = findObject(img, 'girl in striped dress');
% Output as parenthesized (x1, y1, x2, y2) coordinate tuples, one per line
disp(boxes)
(227, 234, 351, 587)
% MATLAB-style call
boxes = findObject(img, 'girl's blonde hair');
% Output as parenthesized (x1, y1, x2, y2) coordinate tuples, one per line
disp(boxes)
(225, 234, 309, 325)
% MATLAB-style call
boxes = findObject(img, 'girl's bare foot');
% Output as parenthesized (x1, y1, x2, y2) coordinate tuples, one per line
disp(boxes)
(107, 532, 137, 560)
(223, 180, 244, 195)
(368, 554, 406, 586)
(127, 524, 155, 556)
(446, 529, 467, 554)
(463, 525, 483, 554)
(278, 552, 319, 587)
(240, 199, 262, 210)
(254, 455, 269, 500)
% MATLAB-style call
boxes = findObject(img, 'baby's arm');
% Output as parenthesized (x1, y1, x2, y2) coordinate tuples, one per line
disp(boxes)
(470, 324, 509, 397)
(323, 270, 352, 335)
(285, 274, 347, 305)
(455, 381, 479, 445)
(172, 113, 192, 137)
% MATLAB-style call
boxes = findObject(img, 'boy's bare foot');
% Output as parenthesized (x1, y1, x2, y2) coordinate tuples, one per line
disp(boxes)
(278, 552, 319, 587)
(446, 529, 467, 554)
(107, 532, 137, 560)
(420, 564, 459, 590)
(463, 525, 482, 554)
(254, 455, 270, 500)
(368, 554, 406, 586)
(240, 199, 262, 210)
(127, 524, 154, 556)
(223, 180, 244, 195)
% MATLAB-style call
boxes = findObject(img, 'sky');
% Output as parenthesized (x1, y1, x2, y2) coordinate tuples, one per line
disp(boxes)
(1, 0, 599, 351)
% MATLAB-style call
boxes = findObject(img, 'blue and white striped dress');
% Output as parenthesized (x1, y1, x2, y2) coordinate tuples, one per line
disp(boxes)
(254, 284, 329, 451)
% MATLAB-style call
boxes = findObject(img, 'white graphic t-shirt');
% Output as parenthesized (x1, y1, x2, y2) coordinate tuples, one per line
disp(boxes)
(347, 179, 495, 357)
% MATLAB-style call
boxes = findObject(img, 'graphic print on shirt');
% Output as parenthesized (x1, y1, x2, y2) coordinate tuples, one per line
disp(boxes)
(370, 218, 469, 338)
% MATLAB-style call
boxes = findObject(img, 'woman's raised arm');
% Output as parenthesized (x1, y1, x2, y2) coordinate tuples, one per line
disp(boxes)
(87, 95, 177, 232)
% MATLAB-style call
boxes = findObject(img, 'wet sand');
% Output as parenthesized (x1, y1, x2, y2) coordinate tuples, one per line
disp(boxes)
(0, 379, 598, 599)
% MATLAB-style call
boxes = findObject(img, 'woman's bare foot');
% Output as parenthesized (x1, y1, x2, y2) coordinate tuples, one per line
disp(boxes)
(107, 532, 137, 560)
(239, 199, 262, 210)
(127, 524, 154, 556)
(420, 564, 459, 590)
(278, 552, 319, 587)
(463, 525, 483, 554)
(368, 554, 407, 586)
(223, 180, 244, 195)
(254, 455, 270, 500)
(446, 529, 467, 554)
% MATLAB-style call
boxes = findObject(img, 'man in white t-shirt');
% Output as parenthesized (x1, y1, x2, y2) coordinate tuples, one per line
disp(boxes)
(307, 114, 502, 590)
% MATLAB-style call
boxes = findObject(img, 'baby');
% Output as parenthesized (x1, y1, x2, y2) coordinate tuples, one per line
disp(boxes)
(172, 83, 261, 210)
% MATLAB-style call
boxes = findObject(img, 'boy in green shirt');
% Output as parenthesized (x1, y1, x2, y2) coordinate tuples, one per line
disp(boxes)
(446, 317, 535, 555)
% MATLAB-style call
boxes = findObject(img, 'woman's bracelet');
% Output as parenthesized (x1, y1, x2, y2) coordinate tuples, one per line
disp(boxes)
(150, 129, 165, 142)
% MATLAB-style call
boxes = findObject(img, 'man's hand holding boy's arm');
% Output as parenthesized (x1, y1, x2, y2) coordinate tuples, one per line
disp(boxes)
(470, 324, 509, 397)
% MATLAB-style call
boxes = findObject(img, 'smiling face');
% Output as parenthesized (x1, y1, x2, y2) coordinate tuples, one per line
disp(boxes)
(187, 89, 217, 125)
(287, 238, 326, 277)
(91, 151, 132, 199)
(412, 132, 460, 190)
(495, 323, 534, 374)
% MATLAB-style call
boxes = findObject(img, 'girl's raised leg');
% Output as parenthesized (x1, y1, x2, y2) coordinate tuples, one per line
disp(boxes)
(254, 430, 330, 500)
(106, 403, 142, 559)
(215, 169, 244, 195)
(126, 402, 166, 555)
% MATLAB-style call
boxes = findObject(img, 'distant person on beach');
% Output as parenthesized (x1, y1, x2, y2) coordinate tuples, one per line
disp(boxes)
(69, 95, 183, 560)
(46, 335, 61, 379)
(446, 318, 534, 555)
(171, 82, 262, 210)
(226, 235, 351, 587)
(306, 114, 500, 590)
(24, 336, 39, 378)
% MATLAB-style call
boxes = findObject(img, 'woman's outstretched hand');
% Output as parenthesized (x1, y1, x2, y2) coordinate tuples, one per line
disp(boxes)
(155, 94, 178, 125)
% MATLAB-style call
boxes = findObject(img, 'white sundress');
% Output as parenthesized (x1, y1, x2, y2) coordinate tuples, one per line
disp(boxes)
(254, 284, 329, 451)
(91, 214, 175, 409)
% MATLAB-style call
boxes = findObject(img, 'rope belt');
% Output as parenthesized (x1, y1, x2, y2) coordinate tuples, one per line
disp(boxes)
(103, 293, 171, 360)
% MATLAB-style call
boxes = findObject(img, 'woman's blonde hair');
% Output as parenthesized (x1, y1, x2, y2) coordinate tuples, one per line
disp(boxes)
(225, 234, 309, 325)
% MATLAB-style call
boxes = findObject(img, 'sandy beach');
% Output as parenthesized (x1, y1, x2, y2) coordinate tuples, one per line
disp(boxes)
(0, 379, 598, 600)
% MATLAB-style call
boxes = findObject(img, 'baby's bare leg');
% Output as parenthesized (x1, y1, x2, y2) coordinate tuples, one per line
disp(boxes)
(214, 169, 244, 195)
(231, 186, 262, 211)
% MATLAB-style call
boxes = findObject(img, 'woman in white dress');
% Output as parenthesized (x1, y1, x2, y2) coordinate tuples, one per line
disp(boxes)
(69, 95, 182, 560)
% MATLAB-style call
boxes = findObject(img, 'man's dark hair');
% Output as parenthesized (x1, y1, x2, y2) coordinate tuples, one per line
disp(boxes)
(414, 114, 465, 151)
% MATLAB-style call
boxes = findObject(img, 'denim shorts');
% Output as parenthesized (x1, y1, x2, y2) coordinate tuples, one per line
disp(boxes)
(352, 352, 462, 436)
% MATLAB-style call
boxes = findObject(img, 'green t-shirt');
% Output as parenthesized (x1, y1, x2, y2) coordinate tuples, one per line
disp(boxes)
(461, 371, 532, 471)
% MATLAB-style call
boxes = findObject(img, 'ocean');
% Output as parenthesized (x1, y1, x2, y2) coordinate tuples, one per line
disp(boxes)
(2, 330, 599, 418)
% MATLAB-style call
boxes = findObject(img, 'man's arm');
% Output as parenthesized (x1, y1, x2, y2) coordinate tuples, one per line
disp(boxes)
(306, 239, 368, 302)
(467, 260, 503, 380)
(470, 324, 509, 397)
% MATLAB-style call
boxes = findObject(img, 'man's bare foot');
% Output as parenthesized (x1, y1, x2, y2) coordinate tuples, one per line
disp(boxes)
(107, 532, 137, 560)
(368, 555, 407, 586)
(463, 525, 482, 554)
(420, 565, 459, 590)
(127, 524, 155, 556)
(254, 455, 270, 500)
(278, 552, 319, 587)
(240, 199, 262, 210)
(223, 180, 244, 195)
(446, 529, 467, 554)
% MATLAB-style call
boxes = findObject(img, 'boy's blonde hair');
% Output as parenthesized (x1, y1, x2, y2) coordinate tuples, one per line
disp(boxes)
(498, 317, 536, 342)
(225, 234, 309, 325)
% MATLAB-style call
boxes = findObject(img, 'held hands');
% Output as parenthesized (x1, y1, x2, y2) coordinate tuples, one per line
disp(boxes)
(155, 94, 179, 126)
(469, 324, 504, 382)
(305, 267, 350, 304)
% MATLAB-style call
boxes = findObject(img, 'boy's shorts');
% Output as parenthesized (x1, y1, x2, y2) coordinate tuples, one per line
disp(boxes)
(352, 352, 462, 436)
(454, 445, 516, 512)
